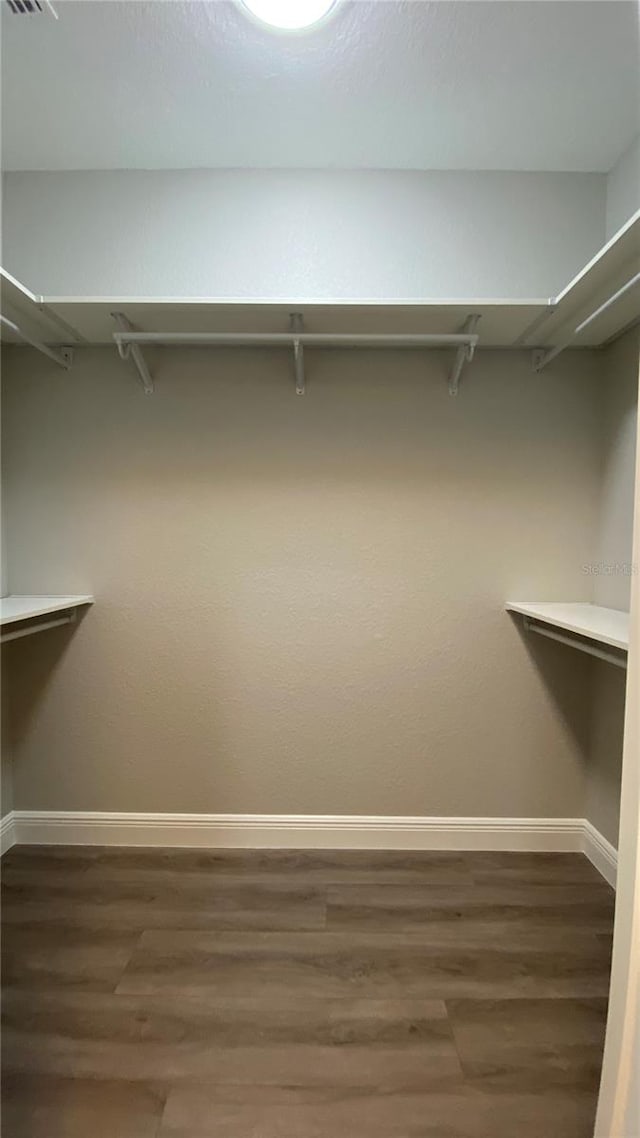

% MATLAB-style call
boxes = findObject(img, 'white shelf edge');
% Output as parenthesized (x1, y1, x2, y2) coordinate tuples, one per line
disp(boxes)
(506, 602, 629, 651)
(39, 295, 554, 308)
(554, 208, 640, 305)
(0, 266, 41, 305)
(0, 594, 94, 626)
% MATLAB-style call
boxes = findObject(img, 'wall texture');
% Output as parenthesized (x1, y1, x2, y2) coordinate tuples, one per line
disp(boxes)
(1, 169, 606, 300)
(1, 738, 13, 818)
(587, 327, 639, 848)
(606, 133, 640, 239)
(2, 345, 601, 818)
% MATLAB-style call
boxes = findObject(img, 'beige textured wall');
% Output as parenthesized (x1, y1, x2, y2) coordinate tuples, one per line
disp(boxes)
(2, 346, 601, 818)
(593, 328, 639, 614)
(587, 327, 639, 848)
(588, 662, 627, 847)
(1, 736, 13, 818)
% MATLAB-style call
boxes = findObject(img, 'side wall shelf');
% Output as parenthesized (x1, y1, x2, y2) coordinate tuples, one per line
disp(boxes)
(1, 595, 94, 643)
(506, 602, 629, 668)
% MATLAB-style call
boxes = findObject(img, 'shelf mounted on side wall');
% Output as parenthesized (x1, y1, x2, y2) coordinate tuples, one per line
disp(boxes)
(532, 271, 640, 374)
(506, 602, 629, 668)
(0, 268, 81, 368)
(0, 595, 94, 644)
(0, 313, 74, 370)
(525, 209, 640, 372)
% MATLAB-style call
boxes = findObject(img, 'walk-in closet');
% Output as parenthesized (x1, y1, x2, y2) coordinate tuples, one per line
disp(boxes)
(1, 2, 639, 1136)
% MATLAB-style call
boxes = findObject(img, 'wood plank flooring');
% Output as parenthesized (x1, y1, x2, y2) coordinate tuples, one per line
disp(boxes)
(1, 847, 614, 1137)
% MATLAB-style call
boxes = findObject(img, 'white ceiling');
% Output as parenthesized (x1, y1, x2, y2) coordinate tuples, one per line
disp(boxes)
(2, 0, 639, 173)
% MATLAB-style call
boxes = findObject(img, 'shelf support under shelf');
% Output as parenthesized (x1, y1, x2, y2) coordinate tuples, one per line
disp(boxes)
(448, 314, 480, 396)
(523, 616, 627, 668)
(532, 270, 640, 373)
(0, 314, 73, 369)
(112, 312, 154, 395)
(290, 312, 305, 395)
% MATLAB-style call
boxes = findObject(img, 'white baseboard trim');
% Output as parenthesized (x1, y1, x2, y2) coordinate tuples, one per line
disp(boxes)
(1, 812, 620, 885)
(582, 819, 618, 889)
(4, 812, 618, 886)
(10, 811, 586, 853)
(0, 810, 16, 855)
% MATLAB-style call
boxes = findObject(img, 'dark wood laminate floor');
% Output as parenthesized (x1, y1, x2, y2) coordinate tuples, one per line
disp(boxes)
(1, 847, 614, 1137)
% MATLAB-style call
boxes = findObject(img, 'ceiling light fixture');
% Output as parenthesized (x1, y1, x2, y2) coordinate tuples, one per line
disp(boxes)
(239, 0, 338, 31)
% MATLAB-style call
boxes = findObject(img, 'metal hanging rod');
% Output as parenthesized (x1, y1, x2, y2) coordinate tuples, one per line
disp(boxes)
(533, 271, 640, 373)
(112, 331, 480, 349)
(523, 617, 627, 669)
(0, 314, 73, 369)
(0, 611, 76, 644)
(110, 314, 481, 397)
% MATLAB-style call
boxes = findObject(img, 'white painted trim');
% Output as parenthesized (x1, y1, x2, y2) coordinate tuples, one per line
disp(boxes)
(4, 813, 619, 888)
(0, 811, 17, 855)
(10, 811, 585, 852)
(594, 348, 640, 1137)
(583, 820, 618, 890)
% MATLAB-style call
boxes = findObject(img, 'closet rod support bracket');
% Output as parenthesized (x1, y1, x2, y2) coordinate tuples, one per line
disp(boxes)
(531, 349, 547, 374)
(112, 312, 154, 395)
(290, 312, 305, 395)
(448, 314, 480, 396)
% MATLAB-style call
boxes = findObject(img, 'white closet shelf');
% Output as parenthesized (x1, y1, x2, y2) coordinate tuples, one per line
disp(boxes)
(1, 595, 94, 643)
(0, 269, 83, 347)
(3, 296, 550, 346)
(506, 601, 629, 657)
(1, 209, 638, 382)
(524, 210, 640, 367)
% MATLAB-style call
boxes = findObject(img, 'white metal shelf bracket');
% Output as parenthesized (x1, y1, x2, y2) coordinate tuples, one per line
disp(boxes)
(448, 314, 480, 396)
(532, 270, 640, 373)
(523, 616, 627, 669)
(0, 314, 73, 369)
(290, 312, 305, 395)
(112, 312, 154, 395)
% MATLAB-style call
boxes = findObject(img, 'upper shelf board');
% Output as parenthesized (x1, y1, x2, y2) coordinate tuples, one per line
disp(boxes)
(1, 211, 638, 354)
(25, 298, 551, 348)
(0, 595, 94, 626)
(506, 602, 629, 651)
